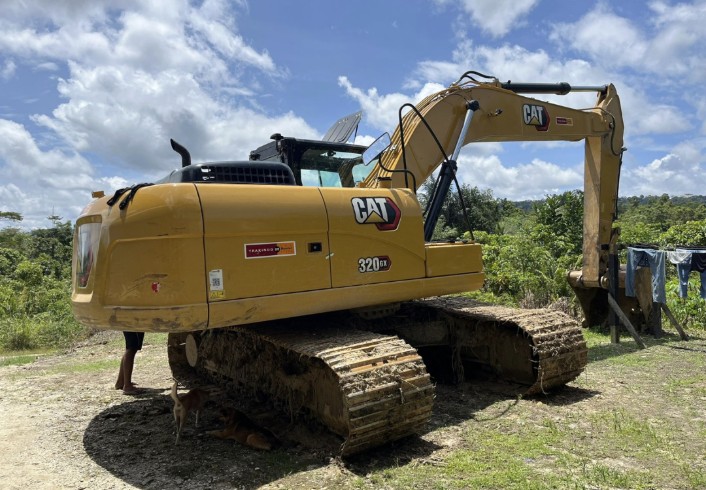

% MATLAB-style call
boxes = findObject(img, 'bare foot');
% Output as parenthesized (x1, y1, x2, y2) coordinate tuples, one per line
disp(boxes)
(122, 386, 144, 395)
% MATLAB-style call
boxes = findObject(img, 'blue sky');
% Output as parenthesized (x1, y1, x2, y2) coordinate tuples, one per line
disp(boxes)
(1, 0, 705, 228)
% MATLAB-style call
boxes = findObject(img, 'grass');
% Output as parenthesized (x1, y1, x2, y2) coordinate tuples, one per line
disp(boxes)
(360, 421, 570, 489)
(0, 314, 87, 351)
(50, 358, 120, 374)
(0, 353, 43, 367)
(354, 330, 706, 489)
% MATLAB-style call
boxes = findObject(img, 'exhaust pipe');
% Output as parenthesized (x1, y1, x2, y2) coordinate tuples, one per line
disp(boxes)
(170, 139, 191, 168)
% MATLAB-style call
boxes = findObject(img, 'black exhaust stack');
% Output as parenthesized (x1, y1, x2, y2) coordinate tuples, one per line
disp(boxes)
(170, 139, 191, 168)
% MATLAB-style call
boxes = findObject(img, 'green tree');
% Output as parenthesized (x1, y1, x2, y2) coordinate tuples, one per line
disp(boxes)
(658, 220, 706, 248)
(618, 194, 706, 232)
(0, 211, 22, 222)
(29, 218, 73, 279)
(419, 178, 504, 238)
(533, 190, 584, 255)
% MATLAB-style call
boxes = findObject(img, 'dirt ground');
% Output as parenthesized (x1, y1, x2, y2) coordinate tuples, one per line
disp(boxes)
(1, 329, 705, 489)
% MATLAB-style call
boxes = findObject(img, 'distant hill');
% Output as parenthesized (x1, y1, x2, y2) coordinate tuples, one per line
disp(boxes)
(510, 194, 706, 212)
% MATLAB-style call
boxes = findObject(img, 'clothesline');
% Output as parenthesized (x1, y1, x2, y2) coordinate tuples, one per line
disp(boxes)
(626, 247, 706, 304)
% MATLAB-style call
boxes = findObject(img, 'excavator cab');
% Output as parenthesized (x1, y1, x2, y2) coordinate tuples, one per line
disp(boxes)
(249, 135, 373, 187)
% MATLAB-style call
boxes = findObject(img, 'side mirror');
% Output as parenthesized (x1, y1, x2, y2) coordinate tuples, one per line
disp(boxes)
(363, 133, 391, 166)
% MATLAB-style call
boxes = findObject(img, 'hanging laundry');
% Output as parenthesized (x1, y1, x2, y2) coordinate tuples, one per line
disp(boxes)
(626, 247, 666, 304)
(668, 250, 692, 298)
(670, 249, 706, 300)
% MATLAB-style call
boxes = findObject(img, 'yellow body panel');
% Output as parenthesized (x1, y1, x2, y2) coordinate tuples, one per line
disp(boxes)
(425, 242, 483, 277)
(198, 185, 331, 299)
(72, 184, 209, 332)
(319, 187, 425, 287)
(209, 274, 484, 330)
(72, 183, 485, 333)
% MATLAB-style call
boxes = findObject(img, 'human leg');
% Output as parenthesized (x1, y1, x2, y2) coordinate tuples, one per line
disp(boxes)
(121, 348, 139, 394)
(117, 332, 144, 393)
(115, 355, 125, 389)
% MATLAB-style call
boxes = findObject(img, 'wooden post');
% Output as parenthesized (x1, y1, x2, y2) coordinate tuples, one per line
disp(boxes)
(608, 253, 620, 344)
(660, 303, 689, 341)
(607, 294, 646, 349)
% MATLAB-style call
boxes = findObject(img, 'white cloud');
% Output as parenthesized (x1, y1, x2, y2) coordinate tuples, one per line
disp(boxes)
(550, 2, 706, 81)
(31, 61, 317, 174)
(621, 138, 706, 196)
(0, 1, 318, 228)
(455, 152, 582, 200)
(1, 59, 16, 79)
(0, 119, 127, 228)
(408, 41, 690, 138)
(338, 76, 445, 131)
(431, 0, 539, 37)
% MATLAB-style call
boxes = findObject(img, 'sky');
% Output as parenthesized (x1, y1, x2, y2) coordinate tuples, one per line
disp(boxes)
(1, 0, 705, 229)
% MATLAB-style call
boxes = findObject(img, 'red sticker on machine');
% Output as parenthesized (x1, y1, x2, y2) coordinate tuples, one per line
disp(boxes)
(245, 241, 296, 259)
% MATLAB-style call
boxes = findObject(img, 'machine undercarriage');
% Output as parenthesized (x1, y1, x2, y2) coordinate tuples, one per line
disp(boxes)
(168, 297, 587, 455)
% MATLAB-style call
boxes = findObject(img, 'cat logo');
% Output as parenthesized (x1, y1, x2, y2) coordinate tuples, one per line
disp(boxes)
(351, 197, 401, 231)
(522, 104, 550, 131)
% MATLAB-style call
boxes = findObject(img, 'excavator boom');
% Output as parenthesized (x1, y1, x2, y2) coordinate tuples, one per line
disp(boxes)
(364, 77, 624, 296)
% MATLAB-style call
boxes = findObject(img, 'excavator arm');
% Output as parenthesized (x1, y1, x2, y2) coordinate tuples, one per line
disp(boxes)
(363, 76, 624, 295)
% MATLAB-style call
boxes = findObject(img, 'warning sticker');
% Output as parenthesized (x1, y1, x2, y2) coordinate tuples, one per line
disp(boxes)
(555, 116, 573, 126)
(244, 241, 296, 259)
(209, 269, 224, 291)
(209, 290, 225, 300)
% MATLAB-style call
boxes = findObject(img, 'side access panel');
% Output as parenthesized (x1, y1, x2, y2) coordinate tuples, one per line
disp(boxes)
(319, 187, 426, 288)
(197, 184, 331, 300)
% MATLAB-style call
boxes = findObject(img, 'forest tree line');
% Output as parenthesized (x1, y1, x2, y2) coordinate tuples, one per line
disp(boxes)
(2, 189, 706, 351)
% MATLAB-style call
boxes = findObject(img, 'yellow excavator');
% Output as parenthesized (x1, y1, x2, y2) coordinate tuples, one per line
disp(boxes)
(72, 71, 631, 455)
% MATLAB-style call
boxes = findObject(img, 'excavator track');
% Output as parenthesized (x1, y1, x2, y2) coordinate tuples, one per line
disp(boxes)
(168, 320, 434, 456)
(167, 297, 586, 456)
(364, 297, 588, 394)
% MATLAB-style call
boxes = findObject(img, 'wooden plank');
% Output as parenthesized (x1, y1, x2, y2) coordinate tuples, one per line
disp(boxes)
(660, 303, 689, 341)
(607, 293, 646, 349)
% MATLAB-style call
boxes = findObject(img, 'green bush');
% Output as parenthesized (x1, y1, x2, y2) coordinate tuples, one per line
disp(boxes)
(659, 220, 706, 248)
(0, 316, 37, 350)
(0, 313, 86, 351)
(665, 278, 706, 331)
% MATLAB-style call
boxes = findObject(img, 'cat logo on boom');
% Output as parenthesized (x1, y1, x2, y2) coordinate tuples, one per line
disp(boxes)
(522, 104, 550, 131)
(351, 197, 401, 231)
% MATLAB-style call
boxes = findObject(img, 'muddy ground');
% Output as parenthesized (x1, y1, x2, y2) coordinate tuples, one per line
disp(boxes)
(0, 329, 705, 489)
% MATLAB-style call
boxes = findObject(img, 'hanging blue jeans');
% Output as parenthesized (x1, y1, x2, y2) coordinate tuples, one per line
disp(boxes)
(671, 250, 706, 300)
(668, 250, 692, 298)
(626, 247, 666, 304)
